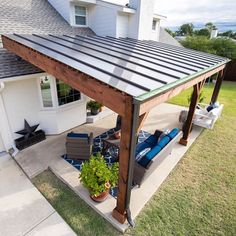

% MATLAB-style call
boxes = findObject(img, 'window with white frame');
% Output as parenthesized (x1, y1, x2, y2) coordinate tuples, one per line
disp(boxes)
(56, 79, 81, 106)
(152, 19, 157, 30)
(40, 76, 53, 107)
(74, 6, 87, 26)
(39, 76, 81, 108)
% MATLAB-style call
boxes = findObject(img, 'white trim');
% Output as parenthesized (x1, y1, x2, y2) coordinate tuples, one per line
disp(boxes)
(1, 73, 47, 83)
(74, 5, 88, 27)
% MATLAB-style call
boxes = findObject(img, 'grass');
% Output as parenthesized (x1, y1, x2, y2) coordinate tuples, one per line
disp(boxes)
(33, 81, 236, 236)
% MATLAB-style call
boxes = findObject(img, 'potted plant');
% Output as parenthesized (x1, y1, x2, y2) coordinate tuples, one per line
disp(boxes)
(87, 100, 103, 115)
(79, 154, 119, 202)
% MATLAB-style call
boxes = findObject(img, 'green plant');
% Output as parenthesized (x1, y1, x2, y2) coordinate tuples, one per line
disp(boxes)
(79, 154, 119, 197)
(187, 91, 206, 104)
(86, 100, 103, 110)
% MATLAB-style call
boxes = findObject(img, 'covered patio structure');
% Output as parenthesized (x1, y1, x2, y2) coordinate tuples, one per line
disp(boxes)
(2, 34, 230, 227)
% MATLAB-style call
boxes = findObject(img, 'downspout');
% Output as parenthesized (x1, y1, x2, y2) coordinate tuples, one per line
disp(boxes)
(125, 100, 140, 227)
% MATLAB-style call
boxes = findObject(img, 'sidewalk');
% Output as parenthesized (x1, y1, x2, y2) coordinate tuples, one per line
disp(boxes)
(0, 154, 76, 236)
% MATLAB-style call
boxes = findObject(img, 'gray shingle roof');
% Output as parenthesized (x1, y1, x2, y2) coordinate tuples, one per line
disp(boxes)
(0, 0, 94, 35)
(0, 48, 43, 79)
(0, 0, 94, 79)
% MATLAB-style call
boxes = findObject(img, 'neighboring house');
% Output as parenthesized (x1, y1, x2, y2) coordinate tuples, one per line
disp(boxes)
(0, 0, 179, 153)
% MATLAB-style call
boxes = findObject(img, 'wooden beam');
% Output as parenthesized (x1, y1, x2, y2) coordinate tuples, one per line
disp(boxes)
(139, 65, 226, 115)
(2, 35, 127, 116)
(211, 69, 225, 104)
(179, 80, 205, 146)
(137, 112, 149, 134)
(112, 95, 133, 224)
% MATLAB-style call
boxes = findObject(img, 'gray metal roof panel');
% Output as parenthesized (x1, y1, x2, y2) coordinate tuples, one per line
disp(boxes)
(2, 34, 229, 99)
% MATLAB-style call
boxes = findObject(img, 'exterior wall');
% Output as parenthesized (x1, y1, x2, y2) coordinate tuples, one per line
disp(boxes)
(116, 13, 129, 38)
(48, 0, 71, 24)
(1, 76, 87, 142)
(88, 4, 117, 37)
(38, 95, 87, 134)
(128, 0, 156, 40)
(0, 133, 4, 152)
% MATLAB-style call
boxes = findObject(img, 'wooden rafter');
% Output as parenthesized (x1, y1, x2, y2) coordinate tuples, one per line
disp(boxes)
(2, 35, 128, 116)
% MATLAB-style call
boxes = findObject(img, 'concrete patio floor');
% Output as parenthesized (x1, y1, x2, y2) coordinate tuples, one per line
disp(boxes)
(14, 103, 202, 232)
(0, 154, 76, 236)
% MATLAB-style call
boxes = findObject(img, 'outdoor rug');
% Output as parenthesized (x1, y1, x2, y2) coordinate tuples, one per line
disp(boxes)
(62, 128, 151, 198)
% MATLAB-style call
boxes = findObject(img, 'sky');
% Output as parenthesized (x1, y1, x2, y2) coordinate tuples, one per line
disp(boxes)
(155, 0, 236, 27)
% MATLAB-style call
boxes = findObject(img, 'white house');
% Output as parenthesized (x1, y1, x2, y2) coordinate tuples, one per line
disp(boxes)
(0, 0, 179, 153)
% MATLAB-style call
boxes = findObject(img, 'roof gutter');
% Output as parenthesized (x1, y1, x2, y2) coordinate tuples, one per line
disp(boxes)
(134, 59, 231, 104)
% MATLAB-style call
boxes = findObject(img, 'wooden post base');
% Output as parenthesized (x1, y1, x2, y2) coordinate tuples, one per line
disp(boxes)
(112, 208, 127, 224)
(179, 138, 188, 146)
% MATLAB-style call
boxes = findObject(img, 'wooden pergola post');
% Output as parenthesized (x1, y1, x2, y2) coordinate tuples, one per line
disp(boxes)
(211, 69, 225, 104)
(179, 80, 205, 146)
(112, 96, 134, 223)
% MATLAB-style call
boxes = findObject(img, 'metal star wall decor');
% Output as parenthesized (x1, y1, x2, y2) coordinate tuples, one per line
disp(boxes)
(15, 119, 39, 140)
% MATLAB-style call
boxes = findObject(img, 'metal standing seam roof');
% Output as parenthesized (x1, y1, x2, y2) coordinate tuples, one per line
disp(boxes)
(3, 34, 230, 102)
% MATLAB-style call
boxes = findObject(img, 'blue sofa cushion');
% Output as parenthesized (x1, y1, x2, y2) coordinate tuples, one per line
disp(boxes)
(136, 148, 151, 162)
(138, 145, 162, 168)
(67, 133, 88, 138)
(158, 136, 170, 149)
(167, 128, 179, 140)
(135, 141, 152, 156)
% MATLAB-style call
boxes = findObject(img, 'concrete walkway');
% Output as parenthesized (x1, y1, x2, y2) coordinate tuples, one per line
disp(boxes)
(0, 154, 76, 236)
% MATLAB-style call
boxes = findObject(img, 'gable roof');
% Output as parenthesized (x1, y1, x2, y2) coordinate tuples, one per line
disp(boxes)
(0, 0, 94, 80)
(0, 0, 94, 36)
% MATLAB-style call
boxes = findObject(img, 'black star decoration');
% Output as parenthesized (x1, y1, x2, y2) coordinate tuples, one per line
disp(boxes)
(16, 119, 39, 140)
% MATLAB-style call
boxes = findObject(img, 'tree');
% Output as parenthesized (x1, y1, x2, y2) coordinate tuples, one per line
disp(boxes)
(180, 36, 236, 59)
(205, 22, 217, 32)
(177, 23, 194, 36)
(194, 28, 210, 37)
(165, 28, 176, 37)
(220, 30, 234, 38)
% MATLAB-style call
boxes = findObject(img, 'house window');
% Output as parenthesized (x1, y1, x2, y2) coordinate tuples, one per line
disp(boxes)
(56, 79, 81, 106)
(152, 19, 157, 30)
(40, 76, 53, 107)
(75, 6, 87, 26)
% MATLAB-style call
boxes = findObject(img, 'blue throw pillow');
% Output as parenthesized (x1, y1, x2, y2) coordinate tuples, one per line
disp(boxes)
(158, 136, 170, 149)
(167, 128, 179, 140)
(145, 135, 158, 147)
(138, 145, 162, 168)
(136, 148, 151, 162)
(67, 133, 88, 138)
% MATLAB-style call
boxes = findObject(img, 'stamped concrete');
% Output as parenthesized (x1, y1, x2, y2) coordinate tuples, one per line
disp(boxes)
(0, 154, 76, 236)
(14, 103, 202, 232)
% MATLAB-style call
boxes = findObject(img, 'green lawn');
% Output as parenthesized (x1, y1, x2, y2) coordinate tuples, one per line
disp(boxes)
(33, 81, 236, 236)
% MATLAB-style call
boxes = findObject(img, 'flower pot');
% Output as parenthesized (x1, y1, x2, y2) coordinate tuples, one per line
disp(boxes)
(90, 190, 109, 202)
(91, 108, 99, 115)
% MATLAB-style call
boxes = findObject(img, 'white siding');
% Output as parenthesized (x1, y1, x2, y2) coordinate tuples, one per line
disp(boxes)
(116, 13, 129, 38)
(0, 133, 4, 152)
(88, 4, 117, 37)
(2, 77, 87, 139)
(48, 0, 71, 24)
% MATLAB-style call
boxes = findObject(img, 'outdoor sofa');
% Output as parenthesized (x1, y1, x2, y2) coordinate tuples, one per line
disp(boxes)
(133, 128, 183, 186)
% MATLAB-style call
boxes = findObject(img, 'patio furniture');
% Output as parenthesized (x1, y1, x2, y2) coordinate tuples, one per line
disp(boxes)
(102, 138, 120, 160)
(179, 103, 224, 130)
(66, 132, 93, 160)
(133, 128, 183, 186)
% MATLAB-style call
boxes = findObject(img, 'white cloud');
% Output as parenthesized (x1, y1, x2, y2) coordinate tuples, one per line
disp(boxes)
(155, 0, 236, 27)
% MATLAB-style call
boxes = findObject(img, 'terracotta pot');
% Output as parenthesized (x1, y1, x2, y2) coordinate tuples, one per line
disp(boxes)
(90, 190, 109, 202)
